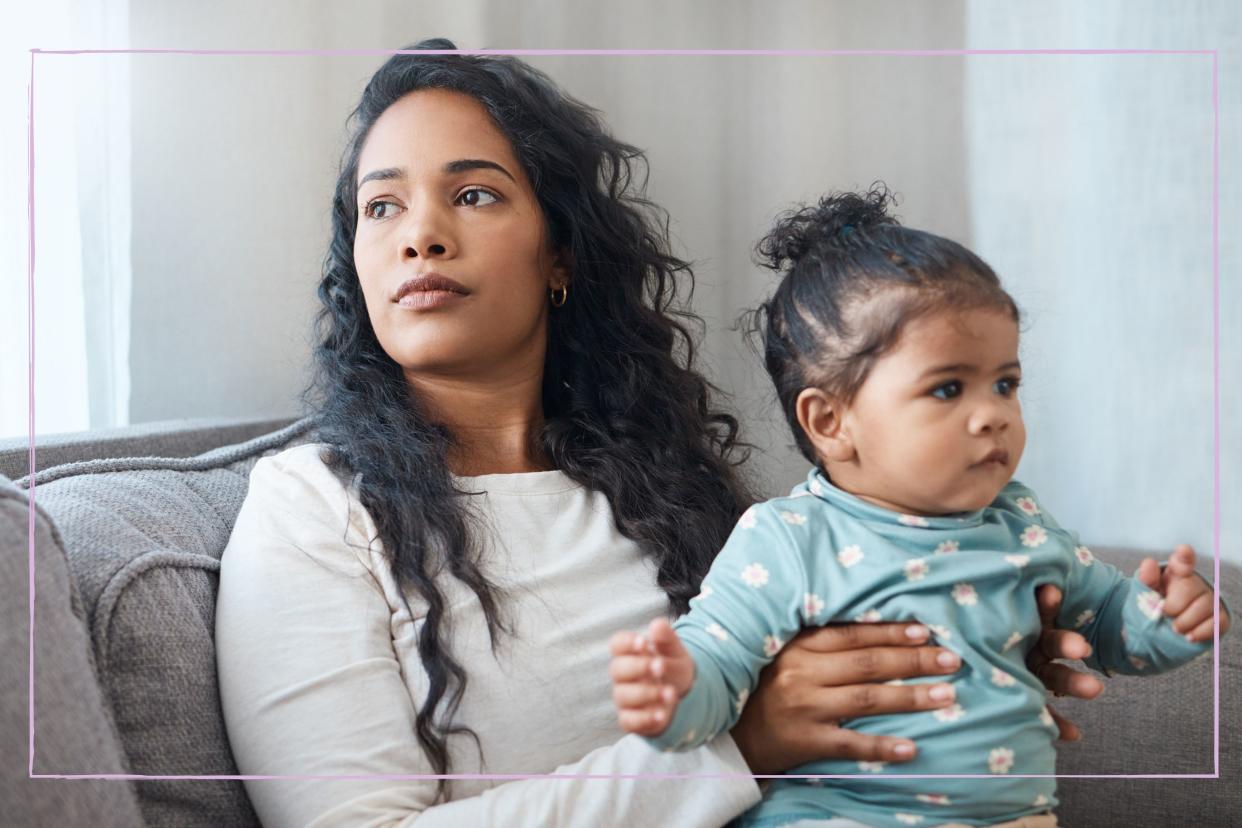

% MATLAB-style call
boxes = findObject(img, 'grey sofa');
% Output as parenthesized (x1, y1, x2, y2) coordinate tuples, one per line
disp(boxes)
(1, 418, 1237, 827)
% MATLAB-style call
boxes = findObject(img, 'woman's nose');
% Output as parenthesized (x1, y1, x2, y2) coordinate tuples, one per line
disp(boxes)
(399, 200, 457, 261)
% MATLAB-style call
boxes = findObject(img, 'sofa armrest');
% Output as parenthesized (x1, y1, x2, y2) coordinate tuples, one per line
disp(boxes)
(0, 415, 298, 481)
(1, 475, 146, 826)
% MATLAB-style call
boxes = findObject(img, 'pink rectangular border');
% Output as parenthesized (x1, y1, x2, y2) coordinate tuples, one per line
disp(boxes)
(24, 46, 1217, 784)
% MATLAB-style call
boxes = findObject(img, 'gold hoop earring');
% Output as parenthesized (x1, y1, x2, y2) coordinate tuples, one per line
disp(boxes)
(550, 285, 568, 308)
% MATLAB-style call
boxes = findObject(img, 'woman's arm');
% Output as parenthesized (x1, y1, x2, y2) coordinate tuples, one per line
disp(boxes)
(216, 451, 760, 828)
(732, 584, 1107, 774)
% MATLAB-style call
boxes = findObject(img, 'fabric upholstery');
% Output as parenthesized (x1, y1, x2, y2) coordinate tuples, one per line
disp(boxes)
(15, 418, 315, 827)
(1, 474, 145, 827)
(3, 415, 1237, 826)
(1055, 547, 1239, 824)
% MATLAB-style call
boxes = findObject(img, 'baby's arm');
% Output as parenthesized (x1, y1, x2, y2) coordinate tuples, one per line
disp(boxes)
(1136, 544, 1231, 643)
(609, 618, 696, 737)
(1059, 541, 1221, 675)
(610, 502, 821, 752)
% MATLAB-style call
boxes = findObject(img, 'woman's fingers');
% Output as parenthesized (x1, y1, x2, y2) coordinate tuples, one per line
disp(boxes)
(1034, 627, 1091, 663)
(792, 622, 932, 654)
(804, 727, 918, 764)
(1036, 583, 1063, 625)
(805, 680, 957, 722)
(1031, 660, 1103, 700)
(1044, 704, 1082, 742)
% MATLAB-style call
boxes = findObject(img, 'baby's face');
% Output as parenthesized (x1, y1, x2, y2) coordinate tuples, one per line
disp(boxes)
(836, 307, 1026, 516)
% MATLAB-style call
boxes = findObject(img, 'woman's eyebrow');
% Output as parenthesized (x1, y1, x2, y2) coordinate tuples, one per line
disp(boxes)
(442, 158, 516, 182)
(357, 160, 516, 189)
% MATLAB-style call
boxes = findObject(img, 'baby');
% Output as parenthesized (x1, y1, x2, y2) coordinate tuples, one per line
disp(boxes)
(609, 187, 1227, 828)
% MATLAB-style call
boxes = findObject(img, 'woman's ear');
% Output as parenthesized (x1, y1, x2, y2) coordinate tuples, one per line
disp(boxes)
(795, 387, 855, 463)
(548, 247, 573, 290)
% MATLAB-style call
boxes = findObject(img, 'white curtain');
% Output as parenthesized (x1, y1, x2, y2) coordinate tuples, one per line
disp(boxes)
(0, 0, 130, 441)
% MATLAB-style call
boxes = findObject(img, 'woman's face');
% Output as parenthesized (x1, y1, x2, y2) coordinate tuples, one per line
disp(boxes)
(352, 89, 567, 383)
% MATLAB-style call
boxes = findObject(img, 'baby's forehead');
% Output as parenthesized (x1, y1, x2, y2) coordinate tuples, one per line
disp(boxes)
(888, 308, 1020, 368)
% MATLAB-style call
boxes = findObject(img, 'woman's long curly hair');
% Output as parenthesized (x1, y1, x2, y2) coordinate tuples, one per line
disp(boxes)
(305, 38, 755, 794)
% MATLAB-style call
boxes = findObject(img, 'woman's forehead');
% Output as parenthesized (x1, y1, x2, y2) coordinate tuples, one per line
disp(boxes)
(357, 89, 520, 182)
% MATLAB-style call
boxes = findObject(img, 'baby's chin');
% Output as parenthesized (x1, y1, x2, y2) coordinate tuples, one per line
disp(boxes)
(907, 481, 1011, 516)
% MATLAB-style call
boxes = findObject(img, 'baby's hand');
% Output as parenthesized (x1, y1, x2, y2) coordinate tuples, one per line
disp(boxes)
(609, 618, 696, 737)
(1137, 544, 1232, 643)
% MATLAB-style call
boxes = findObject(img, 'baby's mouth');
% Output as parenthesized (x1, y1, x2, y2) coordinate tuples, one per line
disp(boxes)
(973, 448, 1010, 467)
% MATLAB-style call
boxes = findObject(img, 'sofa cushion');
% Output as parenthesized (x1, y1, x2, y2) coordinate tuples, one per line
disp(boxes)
(1, 474, 145, 827)
(1055, 546, 1240, 825)
(17, 418, 315, 828)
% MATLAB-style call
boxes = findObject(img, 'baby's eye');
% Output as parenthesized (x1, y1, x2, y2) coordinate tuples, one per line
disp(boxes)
(363, 200, 401, 220)
(994, 376, 1021, 396)
(456, 187, 500, 207)
(930, 381, 962, 400)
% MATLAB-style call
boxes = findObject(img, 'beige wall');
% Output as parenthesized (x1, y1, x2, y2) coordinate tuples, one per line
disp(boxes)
(123, 0, 968, 498)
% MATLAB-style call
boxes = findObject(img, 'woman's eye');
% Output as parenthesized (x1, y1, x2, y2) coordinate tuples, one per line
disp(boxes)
(364, 200, 400, 220)
(994, 376, 1021, 396)
(457, 187, 499, 207)
(931, 381, 962, 400)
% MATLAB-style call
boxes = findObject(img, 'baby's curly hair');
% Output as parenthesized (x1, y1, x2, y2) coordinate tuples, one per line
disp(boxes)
(747, 183, 1020, 464)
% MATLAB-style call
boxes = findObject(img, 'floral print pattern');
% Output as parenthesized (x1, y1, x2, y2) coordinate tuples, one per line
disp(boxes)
(837, 544, 864, 568)
(990, 667, 1016, 687)
(740, 562, 769, 588)
(780, 510, 807, 526)
(905, 558, 930, 581)
(1020, 525, 1048, 548)
(1138, 590, 1165, 621)
(988, 747, 1015, 774)
(952, 583, 979, 606)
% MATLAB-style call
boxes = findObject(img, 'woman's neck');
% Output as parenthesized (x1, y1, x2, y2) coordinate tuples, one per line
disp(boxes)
(406, 367, 552, 477)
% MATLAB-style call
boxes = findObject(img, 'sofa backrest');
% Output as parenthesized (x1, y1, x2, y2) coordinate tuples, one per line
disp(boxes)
(12, 416, 1238, 826)
(18, 417, 315, 828)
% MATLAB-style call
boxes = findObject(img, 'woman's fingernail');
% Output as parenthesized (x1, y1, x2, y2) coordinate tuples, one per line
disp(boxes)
(937, 651, 960, 669)
(893, 741, 915, 757)
(906, 625, 929, 640)
(929, 683, 955, 702)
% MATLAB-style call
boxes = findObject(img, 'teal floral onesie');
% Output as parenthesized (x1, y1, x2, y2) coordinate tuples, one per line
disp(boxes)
(651, 469, 1212, 828)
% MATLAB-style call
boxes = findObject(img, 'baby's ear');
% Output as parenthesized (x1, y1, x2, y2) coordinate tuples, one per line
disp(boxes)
(795, 387, 855, 463)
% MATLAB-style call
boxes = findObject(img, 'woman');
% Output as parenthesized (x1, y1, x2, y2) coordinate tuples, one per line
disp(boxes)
(215, 40, 1100, 827)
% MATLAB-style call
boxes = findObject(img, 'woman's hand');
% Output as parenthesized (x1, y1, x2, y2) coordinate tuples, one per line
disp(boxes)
(1027, 583, 1104, 742)
(731, 622, 960, 775)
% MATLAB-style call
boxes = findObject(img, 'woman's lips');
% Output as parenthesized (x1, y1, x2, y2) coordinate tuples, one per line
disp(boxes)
(395, 290, 467, 310)
(392, 273, 471, 310)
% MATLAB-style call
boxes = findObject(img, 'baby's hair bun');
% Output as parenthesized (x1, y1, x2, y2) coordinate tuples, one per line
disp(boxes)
(755, 182, 899, 272)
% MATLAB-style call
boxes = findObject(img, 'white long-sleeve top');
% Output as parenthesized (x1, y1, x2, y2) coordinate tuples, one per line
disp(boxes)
(215, 443, 761, 827)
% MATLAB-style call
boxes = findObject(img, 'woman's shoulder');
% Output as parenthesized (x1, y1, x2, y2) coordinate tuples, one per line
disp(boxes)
(248, 442, 358, 504)
(234, 442, 377, 571)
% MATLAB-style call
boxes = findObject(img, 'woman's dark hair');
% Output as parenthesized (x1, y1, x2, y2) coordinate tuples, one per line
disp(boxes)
(305, 38, 754, 795)
(749, 183, 1020, 464)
